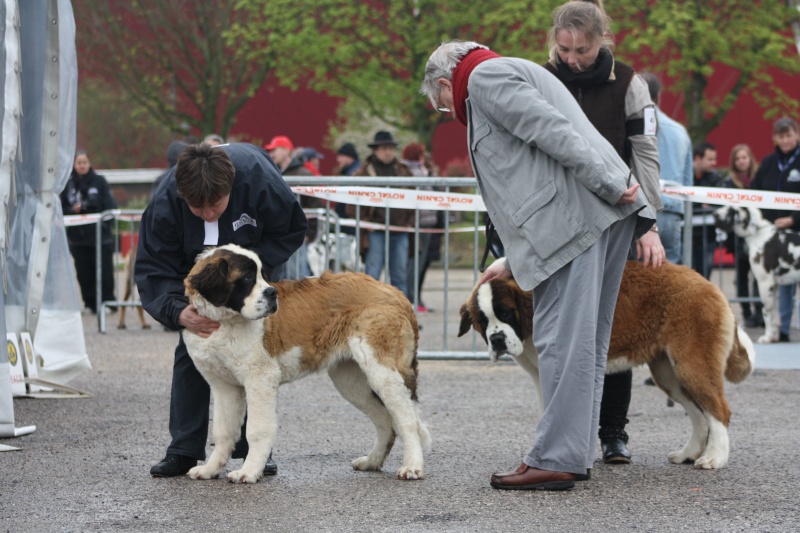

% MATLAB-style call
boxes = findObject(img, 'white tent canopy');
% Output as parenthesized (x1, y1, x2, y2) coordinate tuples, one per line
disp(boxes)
(2, 0, 86, 437)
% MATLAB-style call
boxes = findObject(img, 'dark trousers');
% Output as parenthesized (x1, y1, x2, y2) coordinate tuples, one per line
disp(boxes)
(598, 370, 632, 440)
(167, 336, 247, 460)
(71, 243, 115, 312)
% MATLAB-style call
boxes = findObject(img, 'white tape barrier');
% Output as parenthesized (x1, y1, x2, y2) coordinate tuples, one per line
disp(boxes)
(662, 185, 800, 211)
(63, 185, 800, 228)
(292, 186, 486, 212)
(63, 210, 140, 227)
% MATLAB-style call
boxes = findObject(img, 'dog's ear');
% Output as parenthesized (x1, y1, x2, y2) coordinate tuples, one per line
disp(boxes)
(457, 303, 473, 337)
(189, 258, 231, 307)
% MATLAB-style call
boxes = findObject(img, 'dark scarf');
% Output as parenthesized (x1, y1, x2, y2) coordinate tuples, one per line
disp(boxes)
(554, 47, 613, 87)
(451, 48, 501, 126)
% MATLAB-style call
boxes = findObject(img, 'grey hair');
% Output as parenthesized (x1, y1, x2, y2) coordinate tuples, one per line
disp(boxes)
(420, 40, 489, 108)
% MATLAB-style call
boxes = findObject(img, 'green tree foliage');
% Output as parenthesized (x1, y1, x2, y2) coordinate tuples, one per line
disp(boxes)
(608, 0, 800, 142)
(74, 0, 275, 138)
(231, 0, 561, 146)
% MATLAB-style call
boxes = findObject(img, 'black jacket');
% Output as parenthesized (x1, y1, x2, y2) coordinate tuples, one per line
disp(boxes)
(60, 168, 117, 247)
(134, 143, 308, 330)
(750, 144, 800, 228)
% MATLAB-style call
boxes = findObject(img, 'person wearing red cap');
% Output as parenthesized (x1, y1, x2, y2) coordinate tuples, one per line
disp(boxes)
(264, 135, 295, 171)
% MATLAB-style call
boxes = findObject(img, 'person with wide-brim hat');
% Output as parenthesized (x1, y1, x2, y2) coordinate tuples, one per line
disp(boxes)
(350, 130, 414, 296)
(367, 130, 399, 148)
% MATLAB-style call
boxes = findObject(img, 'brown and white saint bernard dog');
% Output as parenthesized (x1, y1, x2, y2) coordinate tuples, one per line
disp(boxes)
(459, 259, 756, 469)
(182, 244, 430, 483)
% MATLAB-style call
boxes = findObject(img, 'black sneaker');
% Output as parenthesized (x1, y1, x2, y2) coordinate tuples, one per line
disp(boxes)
(263, 454, 278, 476)
(744, 316, 765, 328)
(779, 332, 791, 342)
(150, 454, 197, 477)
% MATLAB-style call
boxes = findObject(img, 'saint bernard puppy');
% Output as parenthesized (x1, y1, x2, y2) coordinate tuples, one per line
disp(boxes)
(459, 260, 756, 470)
(714, 205, 800, 343)
(182, 244, 430, 484)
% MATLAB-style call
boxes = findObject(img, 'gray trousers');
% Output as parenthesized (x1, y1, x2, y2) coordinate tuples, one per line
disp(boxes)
(524, 215, 637, 474)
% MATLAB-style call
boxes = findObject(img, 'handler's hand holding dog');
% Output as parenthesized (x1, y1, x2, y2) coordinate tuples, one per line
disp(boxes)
(179, 305, 219, 338)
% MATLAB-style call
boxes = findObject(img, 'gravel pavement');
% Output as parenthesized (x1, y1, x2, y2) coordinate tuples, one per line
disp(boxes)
(2, 269, 799, 532)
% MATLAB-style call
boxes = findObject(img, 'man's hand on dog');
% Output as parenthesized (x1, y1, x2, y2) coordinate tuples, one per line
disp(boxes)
(480, 257, 513, 284)
(774, 216, 794, 230)
(179, 304, 220, 338)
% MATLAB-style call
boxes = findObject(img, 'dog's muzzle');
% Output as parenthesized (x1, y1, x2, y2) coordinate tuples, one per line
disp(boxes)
(261, 286, 278, 317)
(489, 332, 508, 353)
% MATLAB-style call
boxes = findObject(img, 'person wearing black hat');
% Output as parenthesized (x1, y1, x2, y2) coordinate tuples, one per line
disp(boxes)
(351, 131, 414, 295)
(334, 143, 362, 236)
(335, 142, 361, 176)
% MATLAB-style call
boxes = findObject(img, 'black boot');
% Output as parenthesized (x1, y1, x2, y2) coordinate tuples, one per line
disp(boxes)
(150, 454, 197, 477)
(599, 428, 631, 465)
(745, 308, 765, 328)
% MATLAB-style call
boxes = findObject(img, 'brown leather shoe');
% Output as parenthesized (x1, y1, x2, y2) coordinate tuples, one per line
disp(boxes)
(490, 463, 576, 491)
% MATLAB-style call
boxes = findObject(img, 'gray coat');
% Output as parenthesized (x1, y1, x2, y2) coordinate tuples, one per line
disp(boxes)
(466, 57, 656, 290)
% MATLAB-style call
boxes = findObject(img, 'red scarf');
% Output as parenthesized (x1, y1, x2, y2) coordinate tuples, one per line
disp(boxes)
(451, 48, 501, 126)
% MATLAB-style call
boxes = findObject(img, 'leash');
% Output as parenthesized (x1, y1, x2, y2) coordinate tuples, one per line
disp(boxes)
(479, 219, 498, 273)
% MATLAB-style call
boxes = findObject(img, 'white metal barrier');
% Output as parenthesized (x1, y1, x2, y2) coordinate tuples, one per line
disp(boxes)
(65, 177, 799, 353)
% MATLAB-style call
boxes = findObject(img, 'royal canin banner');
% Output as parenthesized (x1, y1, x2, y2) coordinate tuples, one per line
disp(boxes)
(64, 185, 800, 228)
(291, 186, 486, 212)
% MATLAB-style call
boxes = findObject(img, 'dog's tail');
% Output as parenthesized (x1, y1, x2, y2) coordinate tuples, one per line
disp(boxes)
(726, 322, 756, 383)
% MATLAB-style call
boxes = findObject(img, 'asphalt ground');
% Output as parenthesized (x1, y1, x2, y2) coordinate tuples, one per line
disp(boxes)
(2, 268, 799, 532)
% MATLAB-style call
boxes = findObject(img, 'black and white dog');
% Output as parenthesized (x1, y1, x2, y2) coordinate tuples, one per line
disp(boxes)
(714, 205, 800, 343)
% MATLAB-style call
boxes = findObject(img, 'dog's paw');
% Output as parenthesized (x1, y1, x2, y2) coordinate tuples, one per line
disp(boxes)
(667, 451, 695, 465)
(396, 465, 424, 480)
(693, 455, 726, 470)
(351, 456, 382, 471)
(757, 334, 777, 344)
(226, 468, 261, 484)
(187, 465, 221, 480)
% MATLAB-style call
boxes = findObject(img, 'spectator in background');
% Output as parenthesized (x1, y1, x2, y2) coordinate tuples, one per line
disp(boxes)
(300, 147, 324, 175)
(401, 142, 438, 312)
(353, 131, 414, 295)
(264, 135, 295, 171)
(726, 144, 763, 327)
(750, 117, 800, 342)
(336, 142, 361, 176)
(641, 72, 694, 265)
(691, 141, 731, 278)
(202, 134, 225, 146)
(335, 142, 362, 236)
(60, 149, 118, 314)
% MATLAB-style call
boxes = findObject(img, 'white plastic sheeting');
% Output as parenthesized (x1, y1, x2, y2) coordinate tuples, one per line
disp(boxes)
(2, 0, 85, 437)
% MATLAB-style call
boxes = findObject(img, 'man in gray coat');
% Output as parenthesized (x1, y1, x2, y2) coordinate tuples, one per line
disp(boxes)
(422, 40, 656, 491)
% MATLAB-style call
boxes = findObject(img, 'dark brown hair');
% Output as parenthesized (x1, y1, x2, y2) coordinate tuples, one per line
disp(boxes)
(773, 117, 798, 135)
(175, 144, 235, 207)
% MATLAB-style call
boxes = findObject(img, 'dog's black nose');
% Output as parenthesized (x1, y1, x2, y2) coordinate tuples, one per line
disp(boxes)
(489, 332, 507, 351)
(264, 286, 277, 300)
